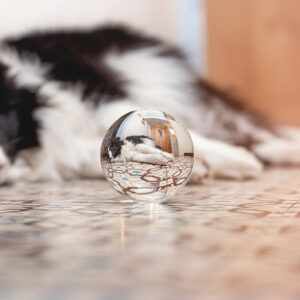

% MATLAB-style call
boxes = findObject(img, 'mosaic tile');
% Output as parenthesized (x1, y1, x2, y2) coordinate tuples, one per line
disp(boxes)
(0, 168, 300, 298)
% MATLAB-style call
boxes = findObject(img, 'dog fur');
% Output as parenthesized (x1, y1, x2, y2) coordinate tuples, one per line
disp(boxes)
(0, 25, 299, 185)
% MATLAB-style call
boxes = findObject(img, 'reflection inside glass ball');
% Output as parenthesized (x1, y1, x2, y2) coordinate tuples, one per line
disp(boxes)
(101, 109, 194, 202)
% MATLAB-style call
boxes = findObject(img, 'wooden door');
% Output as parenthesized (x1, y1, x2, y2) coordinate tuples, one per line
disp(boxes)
(206, 0, 300, 126)
(150, 126, 172, 153)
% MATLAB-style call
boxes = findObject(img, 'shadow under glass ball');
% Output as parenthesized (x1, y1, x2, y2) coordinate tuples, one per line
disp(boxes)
(100, 109, 194, 202)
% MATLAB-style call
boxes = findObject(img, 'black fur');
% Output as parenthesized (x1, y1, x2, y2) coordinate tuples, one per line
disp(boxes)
(108, 137, 124, 159)
(0, 62, 41, 161)
(107, 135, 153, 160)
(1, 25, 184, 163)
(125, 135, 152, 145)
(5, 25, 184, 103)
(101, 111, 133, 160)
(126, 135, 162, 150)
(6, 24, 182, 59)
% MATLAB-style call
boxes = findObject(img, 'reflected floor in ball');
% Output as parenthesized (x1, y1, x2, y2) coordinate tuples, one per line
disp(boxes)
(102, 157, 193, 202)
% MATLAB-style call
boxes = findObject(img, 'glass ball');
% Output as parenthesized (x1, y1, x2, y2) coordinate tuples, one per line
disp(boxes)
(100, 109, 194, 202)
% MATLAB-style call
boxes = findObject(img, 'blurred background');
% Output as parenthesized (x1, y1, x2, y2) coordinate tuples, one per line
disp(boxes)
(1, 0, 299, 126)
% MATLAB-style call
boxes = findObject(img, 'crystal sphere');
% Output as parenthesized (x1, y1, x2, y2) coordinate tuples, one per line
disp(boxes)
(101, 109, 194, 202)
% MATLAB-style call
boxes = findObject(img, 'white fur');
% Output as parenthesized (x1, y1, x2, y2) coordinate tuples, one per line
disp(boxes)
(110, 138, 174, 165)
(0, 46, 48, 86)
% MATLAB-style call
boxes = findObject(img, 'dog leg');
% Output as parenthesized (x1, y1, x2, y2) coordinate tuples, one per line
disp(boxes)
(190, 131, 263, 180)
(126, 151, 171, 165)
(136, 144, 174, 161)
(252, 126, 300, 165)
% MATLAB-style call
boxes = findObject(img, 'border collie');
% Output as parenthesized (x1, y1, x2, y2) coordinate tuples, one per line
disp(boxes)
(107, 135, 174, 165)
(0, 24, 300, 185)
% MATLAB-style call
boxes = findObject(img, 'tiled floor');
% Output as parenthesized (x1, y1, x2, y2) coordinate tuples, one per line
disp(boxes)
(102, 157, 193, 201)
(1, 168, 300, 299)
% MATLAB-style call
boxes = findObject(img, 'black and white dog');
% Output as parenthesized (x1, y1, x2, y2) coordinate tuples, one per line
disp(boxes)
(107, 135, 174, 165)
(0, 24, 300, 185)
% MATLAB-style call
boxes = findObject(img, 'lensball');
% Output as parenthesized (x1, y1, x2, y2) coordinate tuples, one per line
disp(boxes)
(101, 109, 194, 202)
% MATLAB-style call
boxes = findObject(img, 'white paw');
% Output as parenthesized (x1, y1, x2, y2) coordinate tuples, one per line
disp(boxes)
(5, 157, 62, 184)
(253, 139, 300, 165)
(162, 151, 174, 161)
(4, 164, 30, 185)
(206, 146, 262, 179)
(158, 154, 172, 165)
(192, 133, 263, 180)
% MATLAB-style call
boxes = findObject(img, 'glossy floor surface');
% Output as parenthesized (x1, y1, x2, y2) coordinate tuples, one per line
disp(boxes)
(1, 168, 300, 299)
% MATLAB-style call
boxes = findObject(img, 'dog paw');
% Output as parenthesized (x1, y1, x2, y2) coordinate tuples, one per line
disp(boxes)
(159, 155, 173, 165)
(162, 152, 174, 161)
(206, 145, 263, 179)
(191, 133, 263, 180)
(253, 139, 300, 165)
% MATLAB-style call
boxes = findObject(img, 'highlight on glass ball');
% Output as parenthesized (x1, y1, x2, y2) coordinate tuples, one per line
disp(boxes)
(101, 109, 194, 202)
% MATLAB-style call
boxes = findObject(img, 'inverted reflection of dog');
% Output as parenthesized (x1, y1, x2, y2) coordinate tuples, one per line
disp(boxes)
(108, 136, 174, 165)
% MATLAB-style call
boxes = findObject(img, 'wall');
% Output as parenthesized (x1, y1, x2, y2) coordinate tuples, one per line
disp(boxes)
(0, 0, 178, 41)
(168, 120, 193, 156)
(0, 0, 205, 72)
